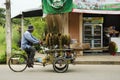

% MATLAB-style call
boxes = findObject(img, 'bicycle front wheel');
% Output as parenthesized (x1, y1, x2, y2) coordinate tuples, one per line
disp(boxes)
(8, 54, 28, 72)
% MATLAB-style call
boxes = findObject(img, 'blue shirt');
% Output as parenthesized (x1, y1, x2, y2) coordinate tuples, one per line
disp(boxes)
(21, 31, 39, 50)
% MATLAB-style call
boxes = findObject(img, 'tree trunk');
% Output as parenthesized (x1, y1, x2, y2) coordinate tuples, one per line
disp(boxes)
(5, 0, 11, 64)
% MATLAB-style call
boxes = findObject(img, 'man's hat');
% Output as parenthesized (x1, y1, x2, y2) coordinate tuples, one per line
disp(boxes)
(28, 25, 34, 30)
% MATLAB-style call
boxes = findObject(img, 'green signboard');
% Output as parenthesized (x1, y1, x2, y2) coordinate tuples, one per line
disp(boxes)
(42, 0, 73, 14)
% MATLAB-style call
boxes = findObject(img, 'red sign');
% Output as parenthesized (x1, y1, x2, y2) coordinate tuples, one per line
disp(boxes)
(116, 0, 120, 2)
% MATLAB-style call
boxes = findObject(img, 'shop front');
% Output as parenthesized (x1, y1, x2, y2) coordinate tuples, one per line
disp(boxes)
(16, 0, 120, 55)
(66, 0, 120, 54)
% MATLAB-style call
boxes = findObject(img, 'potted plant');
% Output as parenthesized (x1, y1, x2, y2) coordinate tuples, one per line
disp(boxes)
(109, 41, 118, 56)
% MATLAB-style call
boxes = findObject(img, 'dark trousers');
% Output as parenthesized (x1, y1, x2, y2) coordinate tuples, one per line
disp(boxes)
(24, 47, 36, 63)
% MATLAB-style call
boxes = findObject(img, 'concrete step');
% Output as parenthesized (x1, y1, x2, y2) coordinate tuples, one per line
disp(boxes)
(75, 56, 120, 65)
(75, 61, 120, 65)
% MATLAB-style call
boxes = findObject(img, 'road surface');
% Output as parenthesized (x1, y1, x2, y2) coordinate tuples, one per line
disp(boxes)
(1, 64, 120, 80)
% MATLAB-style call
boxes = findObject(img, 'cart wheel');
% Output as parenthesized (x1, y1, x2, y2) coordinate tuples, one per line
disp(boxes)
(8, 54, 28, 72)
(53, 58, 69, 73)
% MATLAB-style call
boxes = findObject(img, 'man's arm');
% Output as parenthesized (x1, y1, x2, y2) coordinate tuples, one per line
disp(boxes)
(24, 31, 39, 44)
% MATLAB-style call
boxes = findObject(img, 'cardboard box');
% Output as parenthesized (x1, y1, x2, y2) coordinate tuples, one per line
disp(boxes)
(70, 43, 90, 50)
(82, 43, 90, 50)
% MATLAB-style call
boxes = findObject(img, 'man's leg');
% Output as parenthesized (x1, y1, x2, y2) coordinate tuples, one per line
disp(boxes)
(25, 47, 36, 67)
(28, 47, 36, 64)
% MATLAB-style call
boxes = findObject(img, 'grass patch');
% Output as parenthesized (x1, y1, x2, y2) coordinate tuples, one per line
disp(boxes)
(0, 46, 6, 64)
(0, 26, 6, 64)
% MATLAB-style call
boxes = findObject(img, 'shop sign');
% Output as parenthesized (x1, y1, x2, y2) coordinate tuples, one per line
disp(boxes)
(73, 0, 120, 14)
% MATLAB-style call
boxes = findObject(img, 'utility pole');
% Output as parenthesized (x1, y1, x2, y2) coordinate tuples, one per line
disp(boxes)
(5, 0, 11, 64)
(21, 13, 24, 38)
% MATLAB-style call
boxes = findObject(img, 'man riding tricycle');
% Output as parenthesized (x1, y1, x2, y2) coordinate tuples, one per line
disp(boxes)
(8, 25, 76, 73)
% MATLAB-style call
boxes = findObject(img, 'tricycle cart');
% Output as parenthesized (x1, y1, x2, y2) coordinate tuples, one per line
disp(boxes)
(8, 47, 76, 73)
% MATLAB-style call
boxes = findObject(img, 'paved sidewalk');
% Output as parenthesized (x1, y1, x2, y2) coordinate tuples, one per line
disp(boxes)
(75, 55, 120, 64)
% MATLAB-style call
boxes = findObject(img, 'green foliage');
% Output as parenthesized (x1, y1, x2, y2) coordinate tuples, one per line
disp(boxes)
(12, 18, 31, 26)
(11, 17, 47, 50)
(12, 25, 21, 49)
(0, 27, 6, 63)
(0, 45, 6, 64)
(0, 27, 5, 44)
(0, 51, 6, 64)
(12, 48, 26, 56)
(0, 17, 47, 63)
(11, 19, 21, 26)
(28, 17, 47, 40)
(0, 8, 5, 26)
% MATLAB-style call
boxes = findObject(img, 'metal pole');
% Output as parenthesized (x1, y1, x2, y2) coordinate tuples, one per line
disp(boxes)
(21, 13, 24, 39)
(5, 0, 11, 64)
